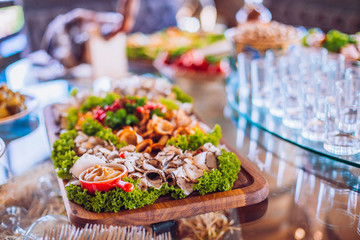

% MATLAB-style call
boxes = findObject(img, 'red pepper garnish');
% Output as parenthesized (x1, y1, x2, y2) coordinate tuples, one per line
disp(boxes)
(93, 107, 107, 123)
(137, 106, 144, 113)
(119, 152, 125, 158)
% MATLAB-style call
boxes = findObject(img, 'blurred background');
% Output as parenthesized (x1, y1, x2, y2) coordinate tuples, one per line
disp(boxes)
(1, 0, 359, 71)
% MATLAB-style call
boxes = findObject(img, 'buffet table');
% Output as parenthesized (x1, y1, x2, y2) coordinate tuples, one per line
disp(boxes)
(0, 57, 359, 239)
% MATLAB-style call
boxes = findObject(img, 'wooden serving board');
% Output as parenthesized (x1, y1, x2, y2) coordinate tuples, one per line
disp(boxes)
(44, 105, 269, 227)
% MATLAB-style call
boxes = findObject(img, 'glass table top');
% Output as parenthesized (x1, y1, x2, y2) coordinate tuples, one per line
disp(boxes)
(226, 72, 360, 169)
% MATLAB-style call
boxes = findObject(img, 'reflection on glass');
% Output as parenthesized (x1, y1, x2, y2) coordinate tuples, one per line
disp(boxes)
(316, 181, 357, 228)
(23, 215, 69, 240)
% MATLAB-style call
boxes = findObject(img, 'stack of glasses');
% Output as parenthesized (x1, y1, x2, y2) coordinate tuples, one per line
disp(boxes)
(237, 48, 360, 155)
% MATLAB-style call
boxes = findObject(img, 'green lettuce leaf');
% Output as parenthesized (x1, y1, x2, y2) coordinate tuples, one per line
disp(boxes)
(167, 124, 222, 151)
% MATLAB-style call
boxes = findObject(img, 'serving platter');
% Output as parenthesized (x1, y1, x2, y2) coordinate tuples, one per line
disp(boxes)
(44, 104, 269, 227)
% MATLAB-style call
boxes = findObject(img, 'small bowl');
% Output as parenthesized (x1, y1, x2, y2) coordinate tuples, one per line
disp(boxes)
(79, 164, 134, 194)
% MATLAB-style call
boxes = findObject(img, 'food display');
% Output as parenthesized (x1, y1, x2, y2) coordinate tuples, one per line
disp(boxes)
(154, 50, 230, 82)
(227, 21, 302, 54)
(0, 84, 27, 119)
(51, 76, 241, 213)
(302, 28, 360, 61)
(126, 27, 226, 61)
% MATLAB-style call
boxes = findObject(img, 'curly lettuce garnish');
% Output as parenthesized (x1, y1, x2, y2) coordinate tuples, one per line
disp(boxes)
(80, 93, 121, 113)
(66, 178, 186, 213)
(193, 150, 241, 195)
(167, 124, 222, 151)
(66, 107, 78, 130)
(81, 118, 126, 149)
(51, 130, 78, 179)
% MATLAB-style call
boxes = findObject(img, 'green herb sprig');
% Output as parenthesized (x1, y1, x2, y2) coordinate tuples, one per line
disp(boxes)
(171, 86, 193, 103)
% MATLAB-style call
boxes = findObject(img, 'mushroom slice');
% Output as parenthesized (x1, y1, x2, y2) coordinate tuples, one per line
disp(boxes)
(136, 139, 153, 153)
(193, 152, 208, 171)
(155, 151, 175, 165)
(164, 167, 177, 175)
(150, 143, 163, 156)
(70, 154, 105, 179)
(144, 170, 165, 189)
(112, 158, 126, 164)
(117, 129, 138, 146)
(176, 177, 193, 196)
(99, 148, 111, 155)
(145, 159, 160, 168)
(163, 146, 182, 155)
(138, 177, 148, 191)
(125, 151, 142, 162)
(202, 143, 222, 156)
(133, 165, 145, 173)
(148, 133, 162, 143)
(80, 141, 93, 150)
(205, 152, 218, 170)
(88, 136, 106, 146)
(74, 132, 89, 144)
(153, 115, 174, 135)
(124, 161, 135, 173)
(135, 132, 144, 144)
(77, 147, 87, 155)
(65, 179, 81, 187)
(173, 127, 191, 137)
(139, 110, 150, 127)
(119, 144, 136, 152)
(166, 175, 176, 186)
(143, 163, 159, 172)
(171, 166, 187, 179)
(176, 109, 192, 128)
(183, 158, 193, 165)
(158, 135, 169, 146)
(169, 158, 184, 168)
(108, 151, 120, 161)
(183, 164, 204, 182)
(128, 172, 143, 180)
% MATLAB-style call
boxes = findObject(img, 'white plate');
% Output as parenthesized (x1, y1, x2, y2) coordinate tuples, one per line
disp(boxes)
(0, 95, 38, 125)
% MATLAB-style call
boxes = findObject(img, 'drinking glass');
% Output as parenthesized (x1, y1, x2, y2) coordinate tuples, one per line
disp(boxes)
(301, 64, 337, 141)
(327, 53, 345, 80)
(324, 76, 360, 155)
(237, 53, 251, 99)
(282, 74, 303, 129)
(265, 51, 283, 117)
(250, 58, 272, 107)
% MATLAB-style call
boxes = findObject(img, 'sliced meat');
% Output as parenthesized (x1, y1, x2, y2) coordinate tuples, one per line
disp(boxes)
(183, 164, 204, 182)
(176, 177, 193, 196)
(144, 169, 165, 189)
(205, 152, 218, 170)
